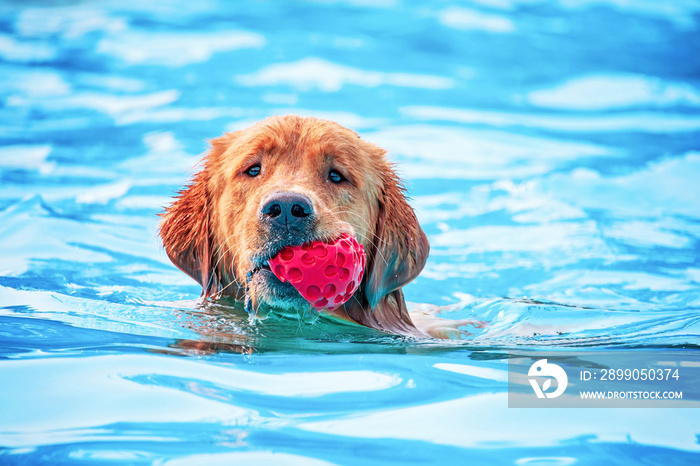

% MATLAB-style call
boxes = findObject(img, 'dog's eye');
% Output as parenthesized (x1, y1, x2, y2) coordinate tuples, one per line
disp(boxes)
(328, 169, 346, 184)
(245, 164, 261, 177)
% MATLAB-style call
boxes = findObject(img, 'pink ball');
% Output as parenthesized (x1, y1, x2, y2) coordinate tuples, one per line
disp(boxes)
(268, 234, 366, 311)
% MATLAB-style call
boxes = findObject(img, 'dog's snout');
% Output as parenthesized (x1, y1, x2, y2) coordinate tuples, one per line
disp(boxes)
(261, 192, 314, 230)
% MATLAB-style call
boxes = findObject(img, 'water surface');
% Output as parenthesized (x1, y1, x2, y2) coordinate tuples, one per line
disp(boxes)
(1, 1, 699, 464)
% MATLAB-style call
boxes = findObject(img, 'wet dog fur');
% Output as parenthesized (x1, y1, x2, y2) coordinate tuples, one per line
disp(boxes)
(159, 115, 431, 336)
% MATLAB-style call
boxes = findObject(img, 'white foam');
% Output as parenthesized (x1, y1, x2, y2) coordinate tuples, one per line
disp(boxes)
(531, 270, 696, 295)
(414, 188, 585, 225)
(437, 6, 516, 33)
(687, 268, 700, 283)
(401, 105, 700, 133)
(603, 220, 690, 249)
(13, 90, 181, 118)
(76, 182, 131, 204)
(98, 30, 265, 66)
(0, 34, 56, 62)
(78, 74, 146, 92)
(449, 0, 700, 28)
(433, 363, 509, 382)
(116, 195, 174, 210)
(143, 131, 181, 154)
(430, 221, 604, 254)
(463, 0, 542, 10)
(0, 68, 70, 97)
(275, 109, 386, 129)
(0, 145, 52, 170)
(456, 0, 700, 26)
(305, 0, 399, 7)
(114, 106, 245, 125)
(365, 124, 615, 179)
(541, 152, 700, 216)
(119, 131, 201, 176)
(558, 0, 700, 29)
(16, 6, 127, 38)
(528, 74, 700, 110)
(236, 57, 455, 92)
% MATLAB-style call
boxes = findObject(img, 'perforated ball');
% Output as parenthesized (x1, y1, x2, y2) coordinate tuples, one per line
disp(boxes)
(267, 234, 366, 311)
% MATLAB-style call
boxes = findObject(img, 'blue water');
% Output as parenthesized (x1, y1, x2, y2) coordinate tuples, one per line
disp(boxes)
(1, 0, 699, 464)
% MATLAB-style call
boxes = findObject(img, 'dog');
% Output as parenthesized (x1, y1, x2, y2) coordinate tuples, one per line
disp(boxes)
(160, 115, 434, 337)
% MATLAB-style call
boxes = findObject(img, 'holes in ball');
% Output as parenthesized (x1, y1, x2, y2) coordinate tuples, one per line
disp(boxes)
(280, 248, 294, 261)
(346, 281, 356, 295)
(324, 265, 338, 277)
(288, 267, 303, 282)
(311, 244, 327, 257)
(315, 298, 328, 308)
(306, 285, 320, 300)
(323, 284, 336, 298)
(335, 252, 346, 267)
(301, 253, 315, 266)
(338, 268, 349, 280)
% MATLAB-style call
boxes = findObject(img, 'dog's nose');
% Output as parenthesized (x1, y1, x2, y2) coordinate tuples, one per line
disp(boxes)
(261, 192, 314, 230)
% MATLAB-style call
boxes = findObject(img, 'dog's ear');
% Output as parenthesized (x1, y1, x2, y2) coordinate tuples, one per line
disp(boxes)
(363, 170, 430, 310)
(158, 136, 231, 298)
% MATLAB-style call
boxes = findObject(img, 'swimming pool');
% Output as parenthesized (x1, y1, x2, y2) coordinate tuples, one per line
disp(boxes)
(1, 0, 699, 464)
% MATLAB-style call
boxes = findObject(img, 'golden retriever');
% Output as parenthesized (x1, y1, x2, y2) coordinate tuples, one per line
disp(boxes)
(159, 115, 433, 336)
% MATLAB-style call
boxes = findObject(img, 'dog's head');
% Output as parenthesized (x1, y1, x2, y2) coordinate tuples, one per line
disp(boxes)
(160, 115, 428, 332)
